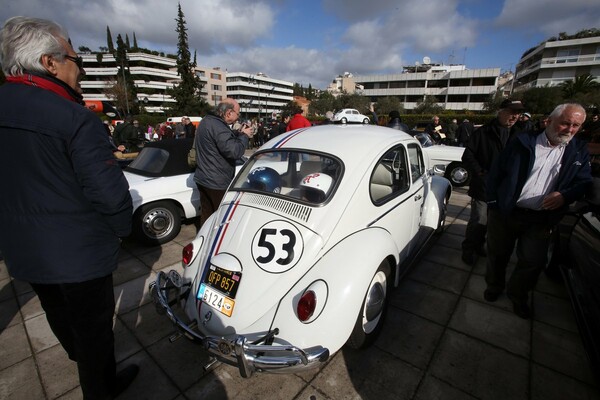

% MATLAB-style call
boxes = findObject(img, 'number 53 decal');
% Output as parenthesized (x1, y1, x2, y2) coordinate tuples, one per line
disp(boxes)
(252, 221, 304, 273)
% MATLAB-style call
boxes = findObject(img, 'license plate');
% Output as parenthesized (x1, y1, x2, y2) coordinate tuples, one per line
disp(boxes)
(197, 284, 235, 317)
(203, 266, 242, 298)
(197, 266, 242, 317)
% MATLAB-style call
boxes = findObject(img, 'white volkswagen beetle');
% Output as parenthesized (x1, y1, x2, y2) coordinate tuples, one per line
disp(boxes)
(151, 124, 451, 377)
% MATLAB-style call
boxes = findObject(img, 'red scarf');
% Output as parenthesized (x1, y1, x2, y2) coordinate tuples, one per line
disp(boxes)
(6, 73, 82, 104)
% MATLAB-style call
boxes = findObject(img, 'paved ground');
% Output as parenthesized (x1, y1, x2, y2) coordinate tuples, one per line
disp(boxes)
(1, 187, 599, 400)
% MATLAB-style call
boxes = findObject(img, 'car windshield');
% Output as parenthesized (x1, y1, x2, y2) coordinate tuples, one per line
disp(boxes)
(127, 147, 169, 174)
(232, 150, 342, 205)
(413, 132, 433, 148)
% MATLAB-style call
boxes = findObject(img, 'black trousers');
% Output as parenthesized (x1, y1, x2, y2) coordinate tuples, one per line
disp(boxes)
(31, 275, 117, 400)
(198, 184, 226, 225)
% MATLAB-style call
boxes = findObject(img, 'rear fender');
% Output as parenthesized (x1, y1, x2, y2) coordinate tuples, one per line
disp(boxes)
(270, 227, 399, 353)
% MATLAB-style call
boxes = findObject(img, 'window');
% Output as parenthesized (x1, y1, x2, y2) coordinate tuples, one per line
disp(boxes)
(370, 146, 410, 203)
(449, 78, 471, 87)
(556, 48, 580, 63)
(232, 151, 342, 205)
(407, 144, 424, 183)
(210, 73, 222, 80)
(407, 80, 426, 88)
(428, 80, 448, 88)
(389, 81, 405, 88)
(471, 77, 496, 86)
(211, 84, 221, 91)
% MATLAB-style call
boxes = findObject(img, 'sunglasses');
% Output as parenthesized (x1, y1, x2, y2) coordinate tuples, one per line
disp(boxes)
(64, 55, 84, 70)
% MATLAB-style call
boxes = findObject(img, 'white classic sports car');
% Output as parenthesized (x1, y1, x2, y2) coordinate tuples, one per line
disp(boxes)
(124, 138, 200, 245)
(151, 124, 451, 377)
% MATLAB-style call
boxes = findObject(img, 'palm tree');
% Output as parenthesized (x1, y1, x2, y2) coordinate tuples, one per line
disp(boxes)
(560, 74, 600, 99)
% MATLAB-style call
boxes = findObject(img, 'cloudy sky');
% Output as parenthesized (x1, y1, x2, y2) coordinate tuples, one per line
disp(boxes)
(2, 0, 599, 88)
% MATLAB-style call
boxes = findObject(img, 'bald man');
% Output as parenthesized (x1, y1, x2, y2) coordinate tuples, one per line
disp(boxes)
(194, 99, 253, 224)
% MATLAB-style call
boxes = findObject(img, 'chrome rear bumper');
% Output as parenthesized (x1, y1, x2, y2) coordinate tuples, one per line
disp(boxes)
(149, 270, 330, 378)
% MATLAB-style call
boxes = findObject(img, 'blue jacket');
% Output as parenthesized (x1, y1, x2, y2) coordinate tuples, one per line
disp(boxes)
(486, 131, 591, 217)
(0, 78, 133, 284)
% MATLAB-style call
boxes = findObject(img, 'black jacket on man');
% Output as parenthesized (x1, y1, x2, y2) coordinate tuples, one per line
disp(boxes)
(462, 118, 512, 200)
(0, 74, 132, 284)
(194, 114, 249, 190)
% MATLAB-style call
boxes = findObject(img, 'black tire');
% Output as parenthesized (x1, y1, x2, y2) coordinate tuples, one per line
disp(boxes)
(347, 261, 390, 349)
(133, 201, 181, 245)
(341, 117, 347, 124)
(445, 162, 470, 187)
(362, 118, 369, 124)
(436, 192, 449, 234)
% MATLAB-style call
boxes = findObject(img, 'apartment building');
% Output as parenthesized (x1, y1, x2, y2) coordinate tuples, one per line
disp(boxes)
(79, 52, 293, 117)
(195, 66, 227, 107)
(329, 64, 500, 111)
(226, 72, 294, 121)
(513, 34, 600, 92)
(80, 51, 179, 114)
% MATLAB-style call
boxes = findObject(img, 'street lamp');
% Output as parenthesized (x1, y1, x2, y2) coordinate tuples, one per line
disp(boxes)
(249, 75, 261, 121)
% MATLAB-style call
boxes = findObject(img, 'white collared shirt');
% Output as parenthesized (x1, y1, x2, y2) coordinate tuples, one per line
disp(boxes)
(516, 132, 566, 210)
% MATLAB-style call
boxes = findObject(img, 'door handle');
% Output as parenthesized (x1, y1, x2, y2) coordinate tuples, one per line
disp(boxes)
(414, 194, 422, 201)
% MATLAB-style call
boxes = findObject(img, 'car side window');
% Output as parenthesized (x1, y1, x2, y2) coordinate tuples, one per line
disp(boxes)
(407, 144, 425, 183)
(370, 146, 410, 204)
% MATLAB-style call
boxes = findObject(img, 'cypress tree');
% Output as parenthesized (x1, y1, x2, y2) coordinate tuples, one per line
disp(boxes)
(168, 3, 209, 116)
(106, 26, 114, 53)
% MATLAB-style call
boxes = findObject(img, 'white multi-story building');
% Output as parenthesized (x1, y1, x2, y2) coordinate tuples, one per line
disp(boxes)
(226, 72, 294, 121)
(329, 64, 500, 111)
(80, 51, 180, 115)
(79, 52, 293, 117)
(513, 35, 600, 92)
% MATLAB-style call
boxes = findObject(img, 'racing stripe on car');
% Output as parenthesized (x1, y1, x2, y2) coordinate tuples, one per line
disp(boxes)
(271, 128, 309, 148)
(206, 191, 243, 264)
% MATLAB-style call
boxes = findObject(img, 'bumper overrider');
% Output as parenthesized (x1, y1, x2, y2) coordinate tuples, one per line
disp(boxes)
(149, 270, 330, 378)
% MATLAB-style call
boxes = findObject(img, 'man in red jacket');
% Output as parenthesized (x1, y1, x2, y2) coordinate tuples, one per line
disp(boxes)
(286, 106, 312, 131)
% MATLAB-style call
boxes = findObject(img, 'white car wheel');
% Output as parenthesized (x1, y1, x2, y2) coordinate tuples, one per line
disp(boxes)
(347, 262, 390, 349)
(134, 201, 181, 245)
(445, 162, 469, 187)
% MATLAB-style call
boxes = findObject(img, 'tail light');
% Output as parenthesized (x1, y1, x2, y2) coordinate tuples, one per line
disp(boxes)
(182, 243, 194, 266)
(297, 290, 317, 322)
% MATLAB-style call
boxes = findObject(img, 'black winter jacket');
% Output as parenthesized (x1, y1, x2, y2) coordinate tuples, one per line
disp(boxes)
(194, 114, 249, 190)
(0, 78, 132, 284)
(461, 118, 512, 200)
(486, 131, 591, 219)
(387, 118, 410, 132)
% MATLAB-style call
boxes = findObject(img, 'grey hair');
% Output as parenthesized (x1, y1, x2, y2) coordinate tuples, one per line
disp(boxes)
(549, 103, 586, 119)
(215, 101, 235, 118)
(0, 16, 69, 76)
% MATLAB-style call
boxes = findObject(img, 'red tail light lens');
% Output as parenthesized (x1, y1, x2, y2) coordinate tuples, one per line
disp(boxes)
(297, 290, 317, 322)
(182, 243, 194, 266)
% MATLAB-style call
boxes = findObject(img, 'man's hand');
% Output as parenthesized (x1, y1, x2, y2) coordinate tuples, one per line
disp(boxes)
(542, 191, 565, 210)
(240, 125, 253, 138)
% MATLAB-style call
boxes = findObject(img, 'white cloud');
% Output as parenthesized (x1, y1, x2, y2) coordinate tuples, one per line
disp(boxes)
(495, 0, 600, 36)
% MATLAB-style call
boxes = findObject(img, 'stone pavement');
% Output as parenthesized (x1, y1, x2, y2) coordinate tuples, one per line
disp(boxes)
(1, 187, 599, 399)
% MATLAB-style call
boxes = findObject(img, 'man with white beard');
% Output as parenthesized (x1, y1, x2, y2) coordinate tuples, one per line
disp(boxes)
(483, 103, 592, 319)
